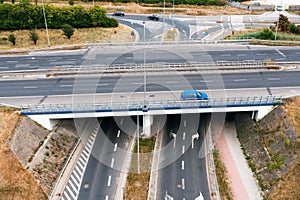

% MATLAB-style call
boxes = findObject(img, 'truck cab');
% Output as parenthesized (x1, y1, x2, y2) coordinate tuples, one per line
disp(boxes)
(181, 90, 208, 100)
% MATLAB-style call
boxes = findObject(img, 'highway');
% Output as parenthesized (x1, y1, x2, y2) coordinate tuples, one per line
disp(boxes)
(0, 71, 299, 97)
(155, 114, 210, 199)
(77, 116, 134, 199)
(2, 45, 300, 71)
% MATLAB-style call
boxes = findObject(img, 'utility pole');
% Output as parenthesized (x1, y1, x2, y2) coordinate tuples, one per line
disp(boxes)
(42, 0, 50, 47)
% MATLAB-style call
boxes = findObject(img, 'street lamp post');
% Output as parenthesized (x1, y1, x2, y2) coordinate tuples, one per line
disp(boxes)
(136, 109, 140, 174)
(42, 0, 50, 47)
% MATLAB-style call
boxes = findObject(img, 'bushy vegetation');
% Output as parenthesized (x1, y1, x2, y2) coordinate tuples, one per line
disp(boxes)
(80, 0, 228, 6)
(0, 4, 118, 30)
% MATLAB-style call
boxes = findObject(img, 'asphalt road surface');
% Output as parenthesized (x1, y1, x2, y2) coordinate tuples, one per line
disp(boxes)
(0, 71, 299, 97)
(78, 116, 135, 199)
(155, 114, 210, 199)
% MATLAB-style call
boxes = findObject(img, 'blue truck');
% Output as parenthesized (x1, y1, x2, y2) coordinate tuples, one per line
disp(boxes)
(181, 90, 208, 100)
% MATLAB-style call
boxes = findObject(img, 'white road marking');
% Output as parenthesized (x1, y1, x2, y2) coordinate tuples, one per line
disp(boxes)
(111, 158, 115, 168)
(60, 85, 73, 87)
(65, 185, 76, 199)
(182, 178, 185, 190)
(257, 53, 267, 56)
(234, 79, 247, 82)
(117, 130, 121, 138)
(200, 80, 213, 83)
(183, 132, 186, 140)
(6, 61, 17, 63)
(24, 86, 37, 89)
(268, 78, 281, 81)
(120, 118, 124, 125)
(182, 145, 185, 154)
(0, 67, 9, 69)
(184, 120, 186, 127)
(165, 81, 179, 84)
(107, 175, 112, 187)
(237, 54, 247, 56)
(105, 195, 109, 200)
(131, 82, 143, 85)
(221, 54, 231, 57)
(275, 49, 286, 58)
(114, 143, 118, 152)
(97, 83, 109, 86)
(182, 161, 185, 170)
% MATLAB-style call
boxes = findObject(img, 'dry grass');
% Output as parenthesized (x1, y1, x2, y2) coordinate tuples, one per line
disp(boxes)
(283, 96, 300, 136)
(125, 138, 154, 199)
(0, 24, 135, 50)
(271, 160, 300, 199)
(0, 107, 46, 200)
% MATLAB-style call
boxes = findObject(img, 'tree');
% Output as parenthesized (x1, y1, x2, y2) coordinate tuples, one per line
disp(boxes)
(62, 24, 74, 39)
(8, 34, 16, 45)
(69, 0, 74, 5)
(0, 0, 4, 4)
(275, 14, 290, 33)
(29, 29, 39, 45)
(258, 28, 274, 40)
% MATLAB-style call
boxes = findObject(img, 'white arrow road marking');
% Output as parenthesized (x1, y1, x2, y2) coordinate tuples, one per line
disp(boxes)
(182, 178, 185, 190)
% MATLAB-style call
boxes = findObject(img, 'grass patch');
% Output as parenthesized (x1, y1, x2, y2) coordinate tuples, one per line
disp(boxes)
(213, 150, 233, 200)
(125, 137, 155, 199)
(0, 25, 135, 51)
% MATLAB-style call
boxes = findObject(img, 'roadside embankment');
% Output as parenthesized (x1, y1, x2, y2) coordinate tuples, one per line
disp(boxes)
(235, 97, 300, 199)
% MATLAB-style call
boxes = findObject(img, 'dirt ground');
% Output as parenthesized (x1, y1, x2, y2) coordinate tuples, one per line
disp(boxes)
(0, 107, 46, 200)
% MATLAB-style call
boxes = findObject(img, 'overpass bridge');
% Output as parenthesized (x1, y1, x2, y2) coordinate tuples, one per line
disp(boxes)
(21, 96, 283, 135)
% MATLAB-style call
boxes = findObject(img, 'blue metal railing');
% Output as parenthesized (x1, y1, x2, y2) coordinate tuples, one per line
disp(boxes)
(20, 96, 283, 115)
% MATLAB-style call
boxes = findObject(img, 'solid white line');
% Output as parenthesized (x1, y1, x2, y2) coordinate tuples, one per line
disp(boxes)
(23, 86, 37, 89)
(268, 78, 281, 81)
(183, 132, 186, 140)
(60, 85, 73, 87)
(63, 189, 71, 200)
(117, 130, 121, 138)
(234, 79, 247, 82)
(182, 160, 185, 170)
(70, 175, 79, 186)
(6, 61, 17, 63)
(111, 158, 115, 168)
(275, 49, 286, 58)
(114, 143, 118, 152)
(65, 185, 76, 199)
(182, 178, 185, 190)
(68, 178, 78, 191)
(182, 145, 185, 154)
(73, 168, 80, 180)
(107, 175, 112, 187)
(77, 159, 85, 170)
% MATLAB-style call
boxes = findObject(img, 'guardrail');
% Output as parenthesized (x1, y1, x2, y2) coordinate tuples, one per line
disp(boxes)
(52, 60, 266, 74)
(21, 96, 283, 115)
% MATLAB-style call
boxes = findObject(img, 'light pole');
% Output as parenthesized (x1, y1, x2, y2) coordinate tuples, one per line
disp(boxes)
(143, 21, 146, 42)
(136, 109, 140, 174)
(42, 0, 50, 47)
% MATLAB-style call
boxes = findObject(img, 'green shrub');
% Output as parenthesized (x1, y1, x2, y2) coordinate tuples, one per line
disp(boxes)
(62, 24, 75, 39)
(69, 0, 74, 5)
(29, 29, 39, 45)
(285, 139, 291, 146)
(8, 34, 16, 45)
(258, 28, 275, 40)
